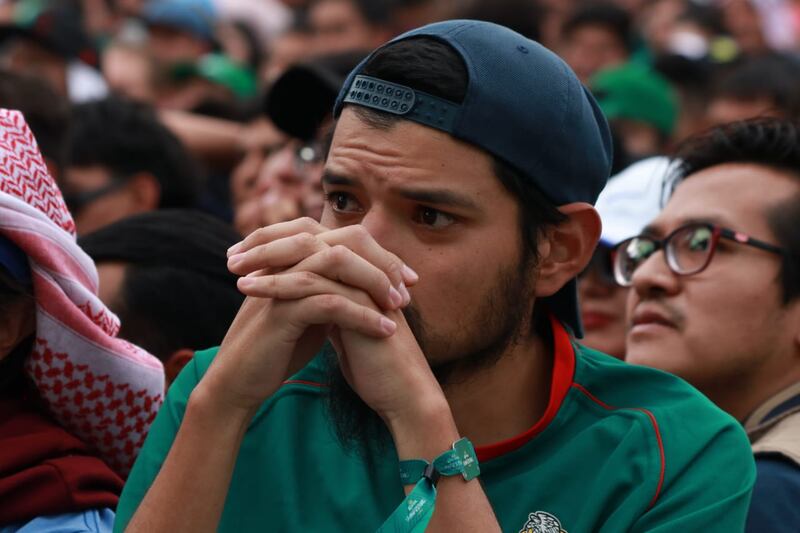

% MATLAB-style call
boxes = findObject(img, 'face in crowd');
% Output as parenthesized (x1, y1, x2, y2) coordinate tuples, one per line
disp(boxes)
(577, 244, 628, 359)
(322, 109, 548, 377)
(232, 130, 327, 237)
(621, 160, 800, 418)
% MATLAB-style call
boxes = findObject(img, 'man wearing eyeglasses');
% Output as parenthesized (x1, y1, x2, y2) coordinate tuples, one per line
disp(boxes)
(613, 119, 800, 533)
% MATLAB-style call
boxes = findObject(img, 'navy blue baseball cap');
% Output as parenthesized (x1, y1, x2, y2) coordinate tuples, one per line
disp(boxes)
(333, 20, 613, 338)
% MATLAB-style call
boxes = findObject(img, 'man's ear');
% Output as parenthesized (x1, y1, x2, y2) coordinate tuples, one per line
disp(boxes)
(535, 202, 602, 298)
(126, 172, 161, 211)
(163, 348, 195, 386)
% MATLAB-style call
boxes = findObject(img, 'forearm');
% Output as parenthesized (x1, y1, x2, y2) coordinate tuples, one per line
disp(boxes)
(388, 401, 501, 532)
(125, 383, 256, 533)
(159, 109, 245, 166)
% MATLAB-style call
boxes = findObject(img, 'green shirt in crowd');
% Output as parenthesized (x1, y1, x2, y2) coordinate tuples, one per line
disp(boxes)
(115, 320, 755, 532)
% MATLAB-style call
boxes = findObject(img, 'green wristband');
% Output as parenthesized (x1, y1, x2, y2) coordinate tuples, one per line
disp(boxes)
(376, 438, 480, 533)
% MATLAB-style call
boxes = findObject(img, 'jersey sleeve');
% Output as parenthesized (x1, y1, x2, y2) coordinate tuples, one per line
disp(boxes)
(745, 454, 800, 533)
(112, 348, 217, 533)
(629, 408, 756, 532)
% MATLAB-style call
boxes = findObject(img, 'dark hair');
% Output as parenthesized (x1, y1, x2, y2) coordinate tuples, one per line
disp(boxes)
(68, 96, 201, 208)
(0, 69, 70, 173)
(712, 53, 800, 119)
(562, 2, 633, 52)
(350, 37, 567, 258)
(454, 0, 543, 42)
(676, 2, 728, 37)
(78, 209, 244, 360)
(672, 118, 800, 303)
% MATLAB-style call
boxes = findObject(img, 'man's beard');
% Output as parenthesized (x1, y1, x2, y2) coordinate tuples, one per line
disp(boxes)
(322, 252, 538, 454)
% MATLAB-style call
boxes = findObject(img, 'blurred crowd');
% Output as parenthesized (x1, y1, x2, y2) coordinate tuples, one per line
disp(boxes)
(1, 0, 800, 531)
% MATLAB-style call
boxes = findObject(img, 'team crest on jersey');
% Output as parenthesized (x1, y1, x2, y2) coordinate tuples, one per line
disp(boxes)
(519, 511, 567, 533)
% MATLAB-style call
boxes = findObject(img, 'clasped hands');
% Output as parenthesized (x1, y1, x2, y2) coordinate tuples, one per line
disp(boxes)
(200, 217, 449, 432)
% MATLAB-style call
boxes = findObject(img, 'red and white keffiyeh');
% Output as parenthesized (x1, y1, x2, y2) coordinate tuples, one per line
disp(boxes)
(0, 109, 164, 475)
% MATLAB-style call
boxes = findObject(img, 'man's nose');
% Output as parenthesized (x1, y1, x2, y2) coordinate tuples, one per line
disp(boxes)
(359, 207, 402, 256)
(630, 250, 681, 299)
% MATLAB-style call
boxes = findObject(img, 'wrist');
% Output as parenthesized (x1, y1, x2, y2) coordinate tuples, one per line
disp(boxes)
(189, 377, 261, 430)
(387, 395, 460, 462)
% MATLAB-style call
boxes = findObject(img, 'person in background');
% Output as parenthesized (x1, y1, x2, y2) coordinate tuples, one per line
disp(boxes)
(453, 0, 543, 42)
(591, 63, 678, 163)
(308, 0, 395, 54)
(652, 53, 714, 145)
(706, 53, 800, 127)
(389, 0, 452, 34)
(64, 96, 201, 235)
(102, 40, 158, 103)
(140, 0, 216, 67)
(559, 2, 633, 84)
(79, 210, 244, 386)
(0, 0, 108, 102)
(0, 69, 70, 180)
(617, 119, 800, 533)
(578, 156, 668, 359)
(721, 0, 769, 55)
(233, 50, 365, 236)
(0, 108, 163, 531)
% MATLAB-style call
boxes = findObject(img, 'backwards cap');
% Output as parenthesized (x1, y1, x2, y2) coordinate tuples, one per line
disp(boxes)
(334, 20, 613, 337)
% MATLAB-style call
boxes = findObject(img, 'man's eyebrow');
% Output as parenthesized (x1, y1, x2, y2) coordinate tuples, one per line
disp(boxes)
(679, 216, 728, 228)
(322, 171, 480, 211)
(392, 187, 480, 211)
(641, 216, 729, 238)
(322, 172, 361, 187)
(640, 224, 662, 238)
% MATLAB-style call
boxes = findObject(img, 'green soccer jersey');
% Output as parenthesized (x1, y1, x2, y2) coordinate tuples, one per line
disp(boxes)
(115, 321, 755, 533)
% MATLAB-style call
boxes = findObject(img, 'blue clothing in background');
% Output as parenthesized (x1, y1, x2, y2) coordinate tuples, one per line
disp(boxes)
(0, 508, 114, 533)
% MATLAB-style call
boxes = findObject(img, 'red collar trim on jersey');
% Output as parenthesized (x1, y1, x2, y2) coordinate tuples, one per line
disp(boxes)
(474, 315, 576, 462)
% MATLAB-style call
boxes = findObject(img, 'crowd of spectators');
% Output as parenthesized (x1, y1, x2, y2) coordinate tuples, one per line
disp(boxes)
(1, 0, 799, 531)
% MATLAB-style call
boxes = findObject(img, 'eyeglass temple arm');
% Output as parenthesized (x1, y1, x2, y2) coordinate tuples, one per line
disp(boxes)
(719, 228, 784, 255)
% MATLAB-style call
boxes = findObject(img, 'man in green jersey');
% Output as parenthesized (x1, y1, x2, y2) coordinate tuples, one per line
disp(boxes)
(116, 21, 755, 532)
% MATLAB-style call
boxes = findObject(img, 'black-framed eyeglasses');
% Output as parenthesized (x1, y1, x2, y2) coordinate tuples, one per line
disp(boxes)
(62, 178, 130, 215)
(612, 222, 785, 287)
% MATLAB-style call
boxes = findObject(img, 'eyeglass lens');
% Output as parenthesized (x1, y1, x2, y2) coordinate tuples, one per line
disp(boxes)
(614, 224, 716, 285)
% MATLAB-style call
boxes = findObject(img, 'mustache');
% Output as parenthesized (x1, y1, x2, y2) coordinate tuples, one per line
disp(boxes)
(630, 298, 685, 329)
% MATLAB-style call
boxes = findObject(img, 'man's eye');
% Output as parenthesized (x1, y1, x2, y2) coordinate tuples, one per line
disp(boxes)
(326, 192, 362, 213)
(413, 207, 455, 229)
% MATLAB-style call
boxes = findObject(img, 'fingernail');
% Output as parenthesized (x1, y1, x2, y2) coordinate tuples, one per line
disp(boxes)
(237, 277, 254, 288)
(227, 242, 242, 256)
(380, 317, 397, 335)
(227, 254, 243, 270)
(402, 264, 419, 283)
(399, 282, 411, 306)
(389, 286, 403, 307)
